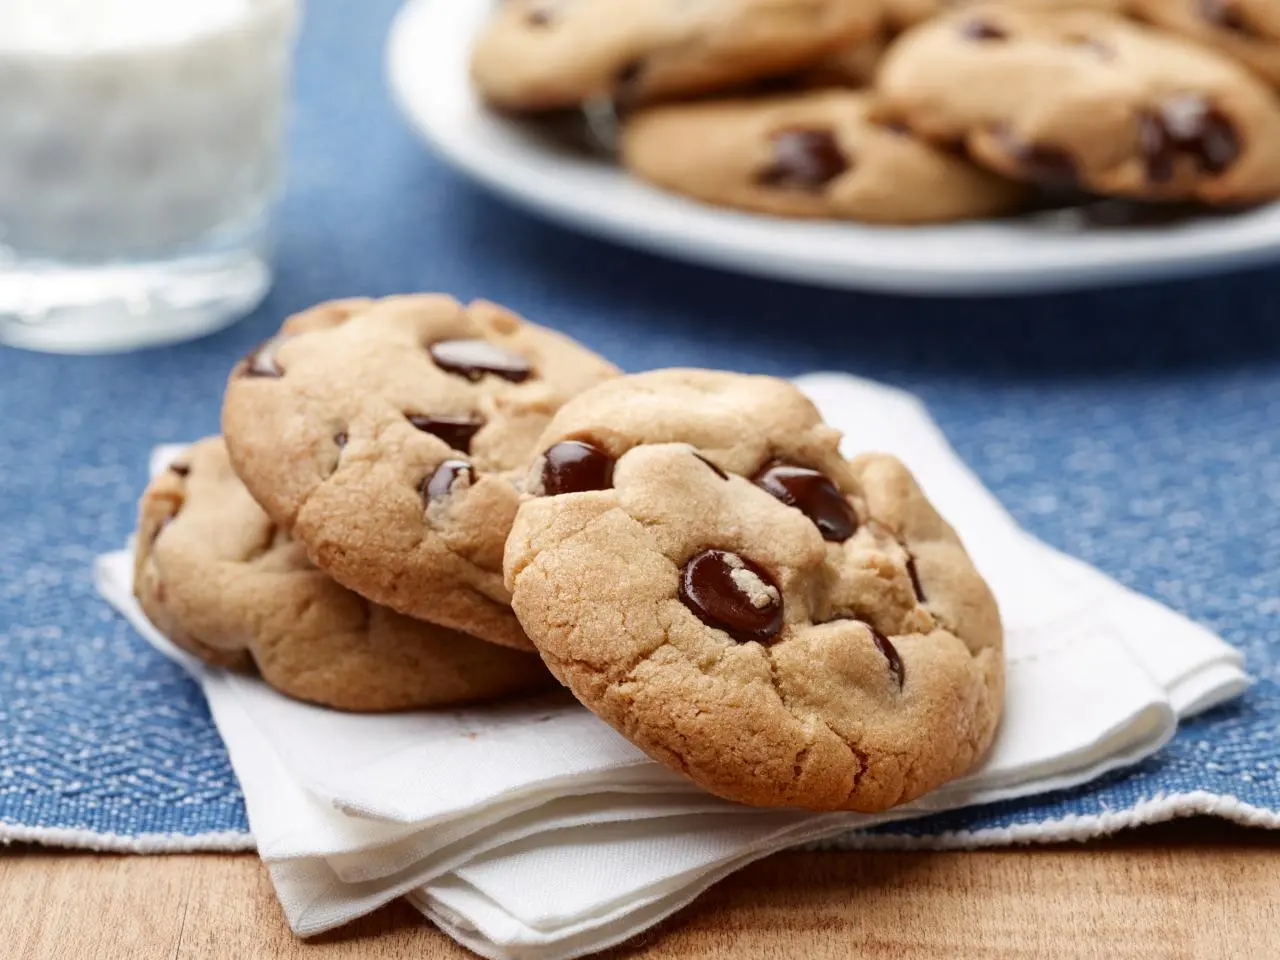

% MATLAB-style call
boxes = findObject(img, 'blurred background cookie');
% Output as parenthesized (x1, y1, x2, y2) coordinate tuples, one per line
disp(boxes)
(622, 89, 1028, 222)
(878, 4, 1280, 203)
(471, 0, 882, 110)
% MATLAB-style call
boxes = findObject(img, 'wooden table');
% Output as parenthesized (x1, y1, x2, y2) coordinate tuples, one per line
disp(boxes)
(3, 818, 1276, 959)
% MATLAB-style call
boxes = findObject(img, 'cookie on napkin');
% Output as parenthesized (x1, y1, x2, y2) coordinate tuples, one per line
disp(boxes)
(504, 370, 1004, 811)
(221, 295, 619, 651)
(135, 438, 553, 712)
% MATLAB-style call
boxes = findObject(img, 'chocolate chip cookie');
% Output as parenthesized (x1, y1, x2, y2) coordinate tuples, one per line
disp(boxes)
(878, 4, 1280, 202)
(622, 89, 1027, 223)
(135, 439, 553, 712)
(1132, 0, 1280, 87)
(470, 0, 882, 111)
(505, 371, 1004, 811)
(221, 295, 619, 650)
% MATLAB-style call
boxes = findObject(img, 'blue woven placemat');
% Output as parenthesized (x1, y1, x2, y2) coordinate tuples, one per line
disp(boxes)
(1, 0, 1277, 850)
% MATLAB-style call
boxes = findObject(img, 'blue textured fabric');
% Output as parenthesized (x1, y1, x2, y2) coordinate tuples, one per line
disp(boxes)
(1, 0, 1277, 845)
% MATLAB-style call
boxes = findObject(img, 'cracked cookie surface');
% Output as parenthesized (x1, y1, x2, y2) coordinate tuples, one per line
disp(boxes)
(879, 4, 1280, 203)
(622, 89, 1027, 223)
(470, 0, 881, 111)
(504, 370, 1003, 811)
(221, 295, 618, 650)
(135, 439, 553, 712)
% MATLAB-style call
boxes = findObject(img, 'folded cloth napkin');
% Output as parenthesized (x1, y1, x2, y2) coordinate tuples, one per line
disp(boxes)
(94, 373, 1248, 960)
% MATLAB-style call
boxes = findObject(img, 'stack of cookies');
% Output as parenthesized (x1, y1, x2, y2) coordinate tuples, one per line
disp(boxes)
(135, 294, 1003, 812)
(470, 0, 1280, 222)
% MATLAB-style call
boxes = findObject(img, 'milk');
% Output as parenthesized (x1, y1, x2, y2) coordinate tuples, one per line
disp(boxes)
(0, 0, 298, 352)
(0, 0, 296, 258)
(0, 0, 255, 51)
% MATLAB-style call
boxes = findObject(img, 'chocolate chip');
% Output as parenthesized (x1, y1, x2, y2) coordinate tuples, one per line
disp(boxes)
(407, 413, 485, 453)
(871, 628, 906, 689)
(538, 440, 615, 495)
(1172, 97, 1240, 175)
(240, 335, 288, 378)
(1199, 0, 1256, 35)
(334, 432, 348, 449)
(526, 6, 553, 27)
(169, 463, 190, 478)
(752, 462, 858, 543)
(694, 454, 729, 481)
(1137, 96, 1241, 182)
(429, 339, 532, 383)
(679, 550, 784, 644)
(994, 127, 1078, 187)
(758, 129, 850, 191)
(906, 554, 926, 603)
(960, 19, 1007, 40)
(820, 616, 906, 689)
(422, 459, 474, 504)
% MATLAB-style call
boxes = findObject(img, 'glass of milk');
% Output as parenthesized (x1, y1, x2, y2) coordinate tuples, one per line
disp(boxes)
(0, 0, 298, 353)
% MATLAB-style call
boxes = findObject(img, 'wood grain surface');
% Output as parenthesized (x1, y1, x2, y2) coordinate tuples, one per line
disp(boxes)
(2, 819, 1276, 959)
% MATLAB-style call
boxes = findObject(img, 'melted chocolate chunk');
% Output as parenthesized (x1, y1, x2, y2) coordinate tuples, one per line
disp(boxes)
(169, 463, 190, 478)
(995, 127, 1078, 187)
(1138, 95, 1241, 182)
(679, 550, 784, 644)
(240, 335, 288, 378)
(758, 129, 850, 191)
(538, 440, 615, 495)
(429, 339, 532, 383)
(694, 454, 729, 481)
(526, 6, 553, 27)
(407, 413, 486, 453)
(905, 555, 927, 603)
(871, 628, 906, 689)
(422, 459, 474, 504)
(960, 18, 1008, 40)
(333, 431, 348, 449)
(752, 462, 858, 542)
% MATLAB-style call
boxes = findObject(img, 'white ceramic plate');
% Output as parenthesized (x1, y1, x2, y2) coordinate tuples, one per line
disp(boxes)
(387, 0, 1280, 295)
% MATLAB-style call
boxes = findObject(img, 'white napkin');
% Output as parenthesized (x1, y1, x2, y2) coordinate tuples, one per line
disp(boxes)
(94, 373, 1248, 960)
